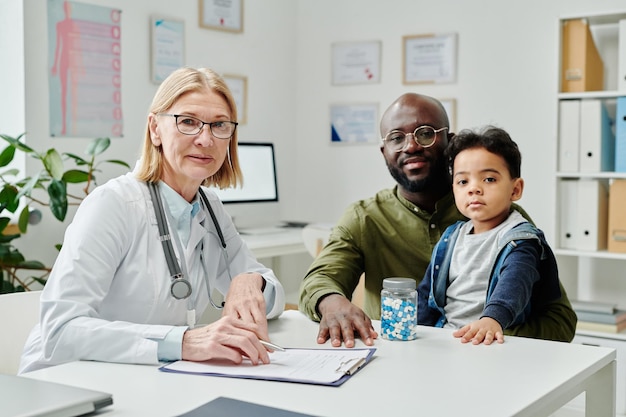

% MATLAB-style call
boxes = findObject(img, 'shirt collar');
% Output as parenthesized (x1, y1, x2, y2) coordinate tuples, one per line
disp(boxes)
(159, 182, 201, 246)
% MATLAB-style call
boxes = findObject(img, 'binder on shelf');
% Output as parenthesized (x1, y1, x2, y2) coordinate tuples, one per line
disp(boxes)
(558, 100, 581, 172)
(576, 179, 608, 251)
(558, 182, 609, 252)
(616, 96, 626, 173)
(608, 179, 626, 253)
(579, 99, 615, 172)
(618, 19, 626, 92)
(558, 179, 579, 249)
(560, 19, 604, 92)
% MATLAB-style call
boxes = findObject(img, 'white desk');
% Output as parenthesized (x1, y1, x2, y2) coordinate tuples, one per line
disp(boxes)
(240, 228, 307, 259)
(24, 311, 616, 417)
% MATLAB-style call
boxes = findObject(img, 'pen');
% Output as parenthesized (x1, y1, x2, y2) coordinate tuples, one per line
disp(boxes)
(345, 358, 366, 375)
(259, 339, 286, 352)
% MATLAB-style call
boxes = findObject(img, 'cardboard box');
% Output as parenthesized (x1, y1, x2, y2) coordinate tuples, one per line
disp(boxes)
(608, 179, 626, 253)
(561, 19, 604, 92)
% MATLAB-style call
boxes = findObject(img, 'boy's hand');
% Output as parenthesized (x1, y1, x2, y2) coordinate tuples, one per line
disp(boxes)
(453, 317, 504, 345)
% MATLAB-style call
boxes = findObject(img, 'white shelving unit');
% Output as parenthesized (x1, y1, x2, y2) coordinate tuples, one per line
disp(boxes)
(555, 11, 626, 416)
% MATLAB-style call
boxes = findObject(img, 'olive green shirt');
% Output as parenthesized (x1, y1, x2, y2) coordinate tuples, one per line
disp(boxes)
(299, 186, 577, 342)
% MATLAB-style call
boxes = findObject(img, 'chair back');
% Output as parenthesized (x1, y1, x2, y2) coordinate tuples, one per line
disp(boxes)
(301, 223, 333, 258)
(0, 291, 41, 375)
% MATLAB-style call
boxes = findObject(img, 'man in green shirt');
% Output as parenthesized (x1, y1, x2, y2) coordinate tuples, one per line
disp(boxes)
(299, 93, 577, 348)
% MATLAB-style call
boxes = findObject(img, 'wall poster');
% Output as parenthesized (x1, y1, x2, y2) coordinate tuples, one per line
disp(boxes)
(151, 16, 185, 84)
(330, 103, 379, 144)
(403, 33, 457, 84)
(199, 0, 243, 32)
(47, 0, 123, 138)
(331, 41, 381, 85)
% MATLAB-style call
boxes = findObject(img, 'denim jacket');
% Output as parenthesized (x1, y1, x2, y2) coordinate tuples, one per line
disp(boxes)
(417, 221, 562, 329)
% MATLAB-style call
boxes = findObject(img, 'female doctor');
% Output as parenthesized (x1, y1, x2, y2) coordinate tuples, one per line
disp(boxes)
(19, 67, 285, 373)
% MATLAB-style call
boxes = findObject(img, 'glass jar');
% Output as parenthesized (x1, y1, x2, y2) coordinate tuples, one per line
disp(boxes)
(380, 277, 418, 341)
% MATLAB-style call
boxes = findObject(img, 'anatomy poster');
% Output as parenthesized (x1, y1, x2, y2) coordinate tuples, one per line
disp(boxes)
(48, 0, 123, 138)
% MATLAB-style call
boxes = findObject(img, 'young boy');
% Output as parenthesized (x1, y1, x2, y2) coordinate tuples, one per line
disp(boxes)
(417, 126, 563, 345)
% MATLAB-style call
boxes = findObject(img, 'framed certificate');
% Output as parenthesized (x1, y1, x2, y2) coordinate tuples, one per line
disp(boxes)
(223, 74, 247, 124)
(199, 0, 243, 33)
(403, 33, 457, 84)
(330, 103, 379, 144)
(332, 41, 381, 85)
(150, 16, 185, 84)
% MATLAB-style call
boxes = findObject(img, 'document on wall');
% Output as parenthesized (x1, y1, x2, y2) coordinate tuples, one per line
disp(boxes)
(159, 347, 376, 387)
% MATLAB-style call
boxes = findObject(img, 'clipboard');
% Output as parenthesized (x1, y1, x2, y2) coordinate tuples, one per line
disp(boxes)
(159, 348, 376, 387)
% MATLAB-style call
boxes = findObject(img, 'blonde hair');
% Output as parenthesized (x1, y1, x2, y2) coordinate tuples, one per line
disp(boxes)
(135, 67, 242, 188)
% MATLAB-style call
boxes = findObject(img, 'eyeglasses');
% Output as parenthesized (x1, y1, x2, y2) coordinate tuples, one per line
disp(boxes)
(159, 113, 238, 139)
(382, 125, 448, 152)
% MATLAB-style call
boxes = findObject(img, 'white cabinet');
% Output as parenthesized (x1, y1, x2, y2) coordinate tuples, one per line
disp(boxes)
(555, 11, 626, 417)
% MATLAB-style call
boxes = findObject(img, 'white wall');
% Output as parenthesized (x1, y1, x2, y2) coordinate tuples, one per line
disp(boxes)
(0, 0, 25, 164)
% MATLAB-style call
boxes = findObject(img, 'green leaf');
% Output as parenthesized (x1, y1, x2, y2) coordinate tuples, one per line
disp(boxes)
(1, 279, 17, 294)
(103, 159, 131, 169)
(0, 185, 19, 213)
(30, 275, 48, 286)
(48, 179, 68, 221)
(15, 171, 41, 200)
(17, 205, 29, 233)
(64, 152, 88, 166)
(17, 260, 47, 269)
(0, 145, 16, 168)
(61, 169, 90, 183)
(3, 248, 25, 265)
(43, 149, 64, 180)
(0, 233, 19, 243)
(0, 168, 19, 177)
(0, 217, 10, 231)
(0, 133, 36, 154)
(86, 138, 110, 156)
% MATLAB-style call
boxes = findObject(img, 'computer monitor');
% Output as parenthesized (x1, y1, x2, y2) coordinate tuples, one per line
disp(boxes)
(212, 142, 280, 227)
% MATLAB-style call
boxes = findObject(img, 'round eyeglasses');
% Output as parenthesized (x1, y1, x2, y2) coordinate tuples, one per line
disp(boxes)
(382, 125, 448, 152)
(159, 113, 238, 139)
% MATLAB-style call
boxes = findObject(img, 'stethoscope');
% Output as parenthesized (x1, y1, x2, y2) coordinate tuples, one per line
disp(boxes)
(147, 182, 231, 311)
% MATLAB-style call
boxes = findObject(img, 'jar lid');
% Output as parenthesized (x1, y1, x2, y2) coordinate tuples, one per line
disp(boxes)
(382, 277, 416, 290)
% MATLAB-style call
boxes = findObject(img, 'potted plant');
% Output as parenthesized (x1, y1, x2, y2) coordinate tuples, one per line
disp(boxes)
(0, 133, 130, 293)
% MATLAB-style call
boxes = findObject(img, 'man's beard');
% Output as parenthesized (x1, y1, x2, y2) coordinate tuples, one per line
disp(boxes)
(385, 158, 449, 193)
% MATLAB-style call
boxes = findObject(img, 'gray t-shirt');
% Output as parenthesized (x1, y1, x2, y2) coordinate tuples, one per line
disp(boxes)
(443, 211, 526, 329)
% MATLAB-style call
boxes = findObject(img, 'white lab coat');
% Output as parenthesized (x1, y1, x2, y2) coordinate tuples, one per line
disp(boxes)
(19, 173, 285, 373)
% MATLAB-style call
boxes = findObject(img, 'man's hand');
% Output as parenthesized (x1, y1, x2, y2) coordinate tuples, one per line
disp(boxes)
(453, 317, 504, 345)
(316, 294, 378, 348)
